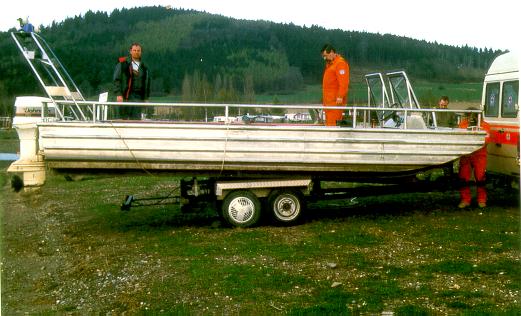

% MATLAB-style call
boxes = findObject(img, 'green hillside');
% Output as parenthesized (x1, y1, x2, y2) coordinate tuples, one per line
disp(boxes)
(0, 6, 502, 115)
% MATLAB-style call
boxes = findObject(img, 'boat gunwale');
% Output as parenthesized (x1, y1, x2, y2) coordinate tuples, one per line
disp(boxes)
(40, 146, 478, 156)
(36, 121, 487, 135)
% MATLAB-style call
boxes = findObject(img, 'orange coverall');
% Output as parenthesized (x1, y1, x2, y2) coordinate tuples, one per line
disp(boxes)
(458, 118, 490, 205)
(322, 55, 350, 126)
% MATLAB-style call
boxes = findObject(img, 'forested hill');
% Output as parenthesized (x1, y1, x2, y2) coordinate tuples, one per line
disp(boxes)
(0, 5, 503, 115)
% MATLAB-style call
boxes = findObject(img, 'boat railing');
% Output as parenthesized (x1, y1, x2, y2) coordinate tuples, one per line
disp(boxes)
(49, 99, 483, 130)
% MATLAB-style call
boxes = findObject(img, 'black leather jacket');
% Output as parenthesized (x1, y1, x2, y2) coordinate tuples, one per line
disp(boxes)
(113, 57, 150, 100)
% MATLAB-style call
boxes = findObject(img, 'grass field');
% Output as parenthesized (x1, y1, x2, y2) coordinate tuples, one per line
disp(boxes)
(1, 162, 519, 314)
(150, 79, 482, 107)
(255, 81, 482, 107)
(0, 129, 18, 153)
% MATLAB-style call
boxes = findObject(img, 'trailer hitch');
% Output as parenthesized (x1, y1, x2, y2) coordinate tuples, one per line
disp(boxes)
(120, 194, 183, 211)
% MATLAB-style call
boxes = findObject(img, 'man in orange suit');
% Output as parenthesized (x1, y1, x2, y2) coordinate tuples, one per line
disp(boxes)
(321, 44, 350, 126)
(458, 109, 490, 208)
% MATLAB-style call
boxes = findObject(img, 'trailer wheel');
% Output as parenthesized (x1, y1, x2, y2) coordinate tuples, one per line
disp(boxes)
(268, 190, 303, 224)
(222, 190, 262, 227)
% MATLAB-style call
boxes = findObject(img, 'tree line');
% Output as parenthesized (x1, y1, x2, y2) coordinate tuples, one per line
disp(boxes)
(0, 5, 503, 116)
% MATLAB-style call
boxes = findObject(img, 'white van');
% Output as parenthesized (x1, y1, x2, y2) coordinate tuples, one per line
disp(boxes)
(481, 52, 519, 180)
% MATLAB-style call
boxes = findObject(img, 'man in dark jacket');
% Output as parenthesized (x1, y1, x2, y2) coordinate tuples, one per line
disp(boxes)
(433, 96, 456, 128)
(113, 43, 151, 119)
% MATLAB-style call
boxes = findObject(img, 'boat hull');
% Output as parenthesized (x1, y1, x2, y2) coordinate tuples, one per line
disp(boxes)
(37, 121, 486, 175)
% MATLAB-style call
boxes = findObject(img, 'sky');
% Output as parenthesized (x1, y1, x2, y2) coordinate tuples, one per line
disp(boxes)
(1, 0, 518, 52)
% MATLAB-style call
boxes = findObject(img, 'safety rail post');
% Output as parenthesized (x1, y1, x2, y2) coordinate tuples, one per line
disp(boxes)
(352, 107, 357, 128)
(225, 105, 229, 122)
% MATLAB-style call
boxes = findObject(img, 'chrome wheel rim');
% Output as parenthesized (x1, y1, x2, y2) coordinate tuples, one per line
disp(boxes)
(274, 194, 300, 221)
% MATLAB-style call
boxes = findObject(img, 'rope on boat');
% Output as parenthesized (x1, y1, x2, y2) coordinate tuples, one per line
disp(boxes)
(219, 121, 230, 175)
(109, 121, 155, 177)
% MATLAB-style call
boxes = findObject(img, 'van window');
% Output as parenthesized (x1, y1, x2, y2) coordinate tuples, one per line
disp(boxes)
(484, 82, 500, 117)
(501, 80, 519, 118)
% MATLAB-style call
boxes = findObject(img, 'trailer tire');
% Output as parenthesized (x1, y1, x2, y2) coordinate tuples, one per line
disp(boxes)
(268, 190, 303, 224)
(222, 190, 262, 227)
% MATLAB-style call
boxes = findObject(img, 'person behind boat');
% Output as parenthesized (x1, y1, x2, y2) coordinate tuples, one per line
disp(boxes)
(113, 42, 151, 120)
(433, 95, 456, 127)
(458, 108, 490, 209)
(321, 44, 350, 126)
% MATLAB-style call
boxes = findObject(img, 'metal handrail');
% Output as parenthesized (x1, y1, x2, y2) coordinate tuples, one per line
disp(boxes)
(50, 99, 483, 130)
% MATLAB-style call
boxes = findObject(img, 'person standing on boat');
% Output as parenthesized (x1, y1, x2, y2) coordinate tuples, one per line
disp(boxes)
(113, 43, 151, 120)
(458, 109, 490, 209)
(321, 44, 350, 126)
(433, 96, 456, 127)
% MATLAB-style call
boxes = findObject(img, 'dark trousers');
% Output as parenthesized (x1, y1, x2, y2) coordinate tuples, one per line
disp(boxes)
(120, 94, 143, 120)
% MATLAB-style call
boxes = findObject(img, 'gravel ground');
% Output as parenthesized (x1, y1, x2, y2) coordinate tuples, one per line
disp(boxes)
(1, 173, 520, 314)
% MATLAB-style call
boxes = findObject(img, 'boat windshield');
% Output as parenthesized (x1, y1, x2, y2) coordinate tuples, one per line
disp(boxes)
(365, 73, 392, 122)
(387, 72, 420, 109)
(367, 77, 388, 107)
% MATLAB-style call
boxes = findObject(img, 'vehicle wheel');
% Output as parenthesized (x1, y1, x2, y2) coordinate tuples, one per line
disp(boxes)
(222, 190, 262, 227)
(268, 190, 303, 224)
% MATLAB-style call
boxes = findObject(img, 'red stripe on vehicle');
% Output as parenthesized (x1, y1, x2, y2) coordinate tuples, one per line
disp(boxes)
(488, 127, 519, 146)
